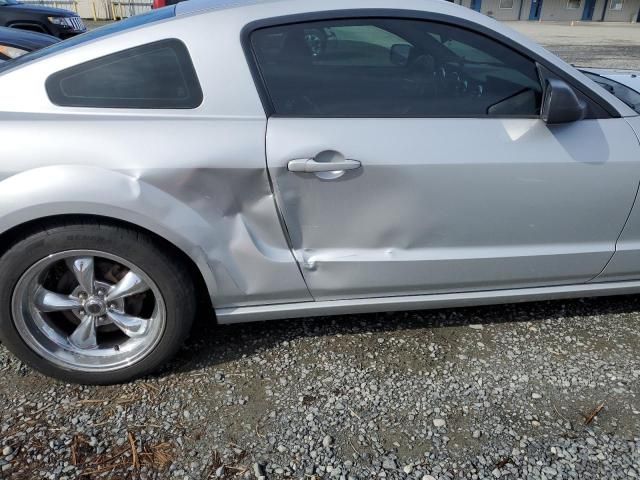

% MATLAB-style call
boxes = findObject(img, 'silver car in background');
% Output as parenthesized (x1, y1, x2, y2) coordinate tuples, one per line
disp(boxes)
(579, 67, 640, 113)
(1, 0, 639, 384)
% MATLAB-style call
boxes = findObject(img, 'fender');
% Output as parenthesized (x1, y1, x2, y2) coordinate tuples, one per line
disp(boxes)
(6, 22, 49, 34)
(0, 165, 312, 308)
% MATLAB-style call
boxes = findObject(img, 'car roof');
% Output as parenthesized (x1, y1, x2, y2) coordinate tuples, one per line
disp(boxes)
(176, 0, 288, 15)
(176, 0, 476, 20)
(172, 0, 537, 56)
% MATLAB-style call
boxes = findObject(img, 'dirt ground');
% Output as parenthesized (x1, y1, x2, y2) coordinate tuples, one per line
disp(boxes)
(509, 21, 640, 68)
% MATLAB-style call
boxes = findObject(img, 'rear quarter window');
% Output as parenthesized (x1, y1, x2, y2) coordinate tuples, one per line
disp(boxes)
(45, 39, 203, 109)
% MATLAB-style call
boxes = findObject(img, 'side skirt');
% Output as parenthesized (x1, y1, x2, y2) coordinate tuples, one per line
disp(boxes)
(215, 280, 640, 324)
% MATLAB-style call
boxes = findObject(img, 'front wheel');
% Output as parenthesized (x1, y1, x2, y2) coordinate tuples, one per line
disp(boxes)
(0, 221, 196, 384)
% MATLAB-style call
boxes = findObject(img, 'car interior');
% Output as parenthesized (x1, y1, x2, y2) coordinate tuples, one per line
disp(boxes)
(251, 18, 544, 117)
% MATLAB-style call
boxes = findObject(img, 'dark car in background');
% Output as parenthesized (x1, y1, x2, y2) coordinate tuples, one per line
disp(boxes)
(0, 25, 57, 60)
(0, 0, 86, 39)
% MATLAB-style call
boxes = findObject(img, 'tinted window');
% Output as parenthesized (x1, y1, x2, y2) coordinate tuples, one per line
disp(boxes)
(251, 19, 543, 117)
(46, 39, 202, 109)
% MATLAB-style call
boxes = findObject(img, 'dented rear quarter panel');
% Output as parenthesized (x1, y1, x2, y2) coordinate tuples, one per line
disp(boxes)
(0, 113, 312, 308)
(0, 10, 313, 308)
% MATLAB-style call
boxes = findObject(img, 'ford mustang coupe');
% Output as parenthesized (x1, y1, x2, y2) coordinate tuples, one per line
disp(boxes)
(0, 0, 639, 384)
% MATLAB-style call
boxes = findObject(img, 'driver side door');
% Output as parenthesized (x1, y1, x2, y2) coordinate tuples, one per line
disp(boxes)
(250, 16, 640, 301)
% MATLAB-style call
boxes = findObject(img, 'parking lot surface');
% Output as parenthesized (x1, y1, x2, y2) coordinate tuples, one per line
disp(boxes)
(1, 23, 640, 480)
(510, 22, 640, 69)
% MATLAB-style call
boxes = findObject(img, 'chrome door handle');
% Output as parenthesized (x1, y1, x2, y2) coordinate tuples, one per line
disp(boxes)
(287, 158, 362, 173)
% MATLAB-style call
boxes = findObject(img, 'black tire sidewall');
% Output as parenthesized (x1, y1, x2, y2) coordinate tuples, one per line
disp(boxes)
(0, 223, 195, 384)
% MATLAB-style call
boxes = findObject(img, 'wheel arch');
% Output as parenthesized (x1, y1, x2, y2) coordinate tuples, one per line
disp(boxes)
(0, 164, 311, 309)
(0, 213, 214, 322)
(0, 165, 231, 303)
(6, 22, 50, 34)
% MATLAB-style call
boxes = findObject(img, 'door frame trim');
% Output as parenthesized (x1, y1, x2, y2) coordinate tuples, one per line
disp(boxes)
(216, 279, 640, 323)
(240, 8, 622, 119)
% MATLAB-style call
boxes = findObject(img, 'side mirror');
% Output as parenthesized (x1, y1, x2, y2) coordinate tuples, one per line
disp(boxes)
(390, 43, 413, 67)
(541, 78, 587, 124)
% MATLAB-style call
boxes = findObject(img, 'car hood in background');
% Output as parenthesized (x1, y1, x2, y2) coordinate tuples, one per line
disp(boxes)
(579, 67, 640, 94)
(0, 26, 59, 50)
(1, 3, 79, 16)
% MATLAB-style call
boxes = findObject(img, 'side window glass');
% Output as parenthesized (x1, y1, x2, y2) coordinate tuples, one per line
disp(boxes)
(46, 39, 203, 109)
(304, 25, 412, 66)
(428, 34, 498, 64)
(250, 18, 543, 117)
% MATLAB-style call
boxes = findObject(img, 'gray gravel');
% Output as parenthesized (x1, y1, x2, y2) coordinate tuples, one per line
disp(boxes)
(1, 296, 639, 479)
(2, 24, 640, 480)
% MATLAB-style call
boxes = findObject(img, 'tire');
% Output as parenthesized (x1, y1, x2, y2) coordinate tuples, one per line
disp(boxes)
(0, 220, 196, 384)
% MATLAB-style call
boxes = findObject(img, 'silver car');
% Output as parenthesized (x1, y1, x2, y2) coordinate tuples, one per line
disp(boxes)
(579, 67, 640, 114)
(1, 0, 639, 384)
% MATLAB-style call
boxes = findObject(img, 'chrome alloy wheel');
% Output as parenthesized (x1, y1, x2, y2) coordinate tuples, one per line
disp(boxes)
(11, 250, 166, 372)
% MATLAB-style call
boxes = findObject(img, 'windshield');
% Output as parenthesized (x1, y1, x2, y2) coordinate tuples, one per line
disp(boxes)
(0, 7, 174, 74)
(582, 71, 640, 113)
(0, 0, 20, 5)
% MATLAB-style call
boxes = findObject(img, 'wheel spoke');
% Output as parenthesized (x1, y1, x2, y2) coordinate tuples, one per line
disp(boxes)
(68, 315, 98, 350)
(106, 311, 148, 338)
(106, 271, 149, 302)
(34, 287, 81, 312)
(65, 257, 95, 294)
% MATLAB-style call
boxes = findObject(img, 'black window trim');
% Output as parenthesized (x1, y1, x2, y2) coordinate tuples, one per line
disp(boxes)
(45, 38, 203, 110)
(240, 9, 619, 119)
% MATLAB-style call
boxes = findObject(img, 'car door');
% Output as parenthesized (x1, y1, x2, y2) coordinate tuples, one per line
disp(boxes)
(248, 16, 640, 301)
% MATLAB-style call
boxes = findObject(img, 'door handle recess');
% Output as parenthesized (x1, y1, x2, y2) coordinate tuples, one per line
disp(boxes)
(287, 158, 362, 173)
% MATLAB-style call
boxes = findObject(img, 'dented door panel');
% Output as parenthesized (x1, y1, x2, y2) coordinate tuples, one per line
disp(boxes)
(267, 117, 640, 300)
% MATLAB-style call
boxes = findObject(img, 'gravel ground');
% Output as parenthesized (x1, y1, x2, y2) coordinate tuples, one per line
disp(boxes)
(2, 24, 640, 480)
(509, 22, 640, 69)
(1, 297, 639, 479)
